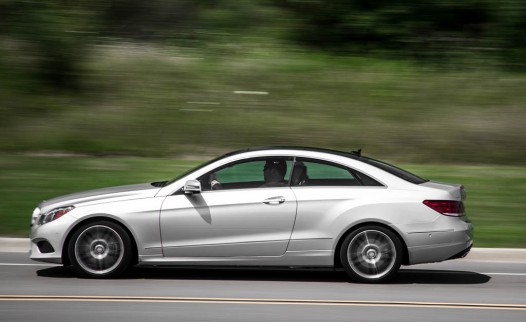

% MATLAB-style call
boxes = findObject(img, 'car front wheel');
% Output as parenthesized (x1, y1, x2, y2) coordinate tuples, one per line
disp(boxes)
(68, 220, 132, 278)
(340, 225, 403, 283)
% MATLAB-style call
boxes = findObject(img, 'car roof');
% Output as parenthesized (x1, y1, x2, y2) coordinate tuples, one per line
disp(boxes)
(222, 146, 363, 160)
(221, 146, 428, 185)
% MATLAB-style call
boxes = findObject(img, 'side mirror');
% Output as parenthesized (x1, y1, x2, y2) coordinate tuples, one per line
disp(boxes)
(184, 180, 201, 194)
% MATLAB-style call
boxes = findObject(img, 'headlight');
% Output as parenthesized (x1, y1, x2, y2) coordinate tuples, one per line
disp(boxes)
(38, 206, 75, 225)
(31, 207, 41, 227)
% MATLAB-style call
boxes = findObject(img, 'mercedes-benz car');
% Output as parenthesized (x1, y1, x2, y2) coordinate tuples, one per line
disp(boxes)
(30, 147, 473, 282)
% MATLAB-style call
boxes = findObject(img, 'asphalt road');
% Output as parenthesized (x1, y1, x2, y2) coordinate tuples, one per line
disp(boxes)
(1, 252, 525, 322)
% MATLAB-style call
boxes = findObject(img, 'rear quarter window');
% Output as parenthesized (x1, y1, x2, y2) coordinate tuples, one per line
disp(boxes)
(360, 158, 427, 184)
(295, 158, 383, 187)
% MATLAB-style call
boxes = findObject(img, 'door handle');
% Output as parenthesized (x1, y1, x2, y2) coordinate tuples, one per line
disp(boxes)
(263, 196, 286, 205)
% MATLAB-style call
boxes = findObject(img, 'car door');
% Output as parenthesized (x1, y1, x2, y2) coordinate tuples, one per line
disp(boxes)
(288, 158, 386, 247)
(160, 157, 297, 257)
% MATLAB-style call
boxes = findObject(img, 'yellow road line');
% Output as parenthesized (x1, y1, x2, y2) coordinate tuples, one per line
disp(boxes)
(1, 295, 525, 311)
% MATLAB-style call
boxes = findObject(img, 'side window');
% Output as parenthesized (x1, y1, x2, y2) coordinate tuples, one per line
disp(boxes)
(199, 157, 293, 191)
(291, 159, 383, 187)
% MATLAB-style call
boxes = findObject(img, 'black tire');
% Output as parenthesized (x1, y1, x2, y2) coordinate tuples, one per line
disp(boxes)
(68, 220, 132, 278)
(340, 225, 403, 283)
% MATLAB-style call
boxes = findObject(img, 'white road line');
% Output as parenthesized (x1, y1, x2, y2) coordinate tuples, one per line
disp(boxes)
(0, 263, 60, 267)
(483, 272, 526, 276)
(1, 295, 526, 311)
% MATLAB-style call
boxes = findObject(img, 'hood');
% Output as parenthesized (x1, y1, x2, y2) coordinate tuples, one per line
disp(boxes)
(38, 183, 161, 213)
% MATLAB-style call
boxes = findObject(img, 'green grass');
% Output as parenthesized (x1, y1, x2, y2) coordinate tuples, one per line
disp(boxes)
(1, 44, 526, 164)
(1, 155, 525, 247)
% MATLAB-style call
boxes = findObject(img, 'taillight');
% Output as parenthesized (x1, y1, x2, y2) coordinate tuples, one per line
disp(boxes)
(423, 200, 465, 217)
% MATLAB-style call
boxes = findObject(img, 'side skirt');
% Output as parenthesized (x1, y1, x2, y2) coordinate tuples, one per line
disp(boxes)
(138, 250, 334, 267)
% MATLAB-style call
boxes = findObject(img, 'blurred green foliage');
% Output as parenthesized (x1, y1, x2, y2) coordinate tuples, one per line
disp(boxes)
(1, 49, 525, 164)
(280, 1, 494, 55)
(279, 0, 526, 67)
(1, 155, 525, 247)
(0, 0, 525, 163)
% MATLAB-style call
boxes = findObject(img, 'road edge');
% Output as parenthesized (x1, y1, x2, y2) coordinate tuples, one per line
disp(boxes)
(0, 238, 31, 253)
(2, 237, 526, 262)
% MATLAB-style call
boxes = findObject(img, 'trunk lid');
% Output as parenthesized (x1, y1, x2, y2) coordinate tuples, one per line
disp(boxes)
(420, 181, 466, 200)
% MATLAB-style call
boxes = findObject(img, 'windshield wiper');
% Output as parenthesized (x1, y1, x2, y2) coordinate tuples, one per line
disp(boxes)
(151, 180, 168, 187)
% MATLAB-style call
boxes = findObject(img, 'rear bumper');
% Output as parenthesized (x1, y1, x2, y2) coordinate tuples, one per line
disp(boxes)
(404, 218, 473, 265)
(447, 244, 472, 260)
(407, 239, 473, 265)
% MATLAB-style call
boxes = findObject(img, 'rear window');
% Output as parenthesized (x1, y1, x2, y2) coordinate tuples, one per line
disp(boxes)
(360, 157, 428, 184)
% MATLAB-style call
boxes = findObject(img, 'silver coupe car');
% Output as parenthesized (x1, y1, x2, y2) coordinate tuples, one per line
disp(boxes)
(30, 147, 473, 283)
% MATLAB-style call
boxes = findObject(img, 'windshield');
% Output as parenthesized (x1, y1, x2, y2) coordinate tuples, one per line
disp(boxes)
(163, 154, 228, 186)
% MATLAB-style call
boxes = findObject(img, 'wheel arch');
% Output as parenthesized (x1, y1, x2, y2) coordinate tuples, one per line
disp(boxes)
(333, 221, 409, 268)
(61, 215, 139, 266)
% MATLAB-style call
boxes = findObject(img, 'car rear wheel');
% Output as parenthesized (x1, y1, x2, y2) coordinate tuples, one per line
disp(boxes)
(68, 221, 132, 278)
(340, 225, 403, 283)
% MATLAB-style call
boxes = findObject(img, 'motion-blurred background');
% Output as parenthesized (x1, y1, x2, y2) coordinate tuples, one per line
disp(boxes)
(0, 1, 525, 244)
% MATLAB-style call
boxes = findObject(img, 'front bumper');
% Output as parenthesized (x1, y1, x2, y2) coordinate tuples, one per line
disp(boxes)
(29, 214, 77, 264)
